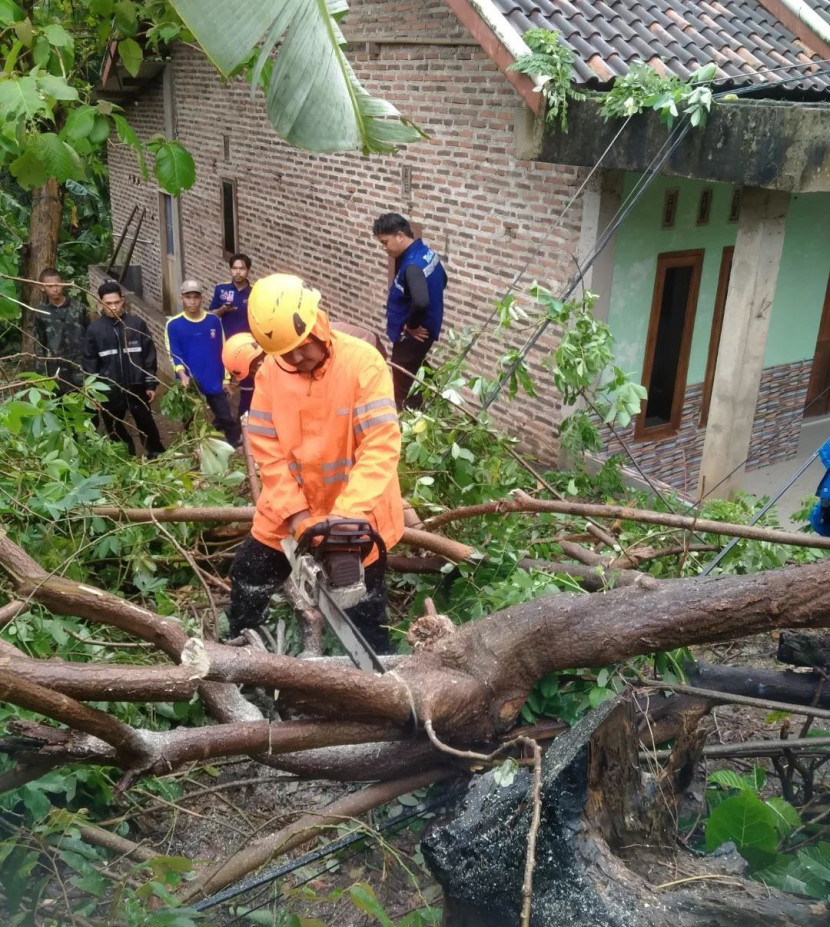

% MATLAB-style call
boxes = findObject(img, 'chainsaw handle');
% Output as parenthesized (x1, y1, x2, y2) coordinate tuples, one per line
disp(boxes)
(295, 518, 387, 567)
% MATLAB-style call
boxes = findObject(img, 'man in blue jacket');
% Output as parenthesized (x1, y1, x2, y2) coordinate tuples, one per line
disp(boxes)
(209, 253, 255, 419)
(373, 213, 447, 410)
(166, 280, 241, 448)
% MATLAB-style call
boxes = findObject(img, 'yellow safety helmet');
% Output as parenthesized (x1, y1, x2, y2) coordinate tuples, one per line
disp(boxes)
(248, 273, 320, 355)
(222, 332, 263, 381)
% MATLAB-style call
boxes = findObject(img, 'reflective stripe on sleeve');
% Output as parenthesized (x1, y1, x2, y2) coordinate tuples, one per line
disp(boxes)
(98, 348, 118, 357)
(247, 423, 278, 438)
(354, 398, 396, 417)
(323, 473, 349, 486)
(355, 412, 398, 435)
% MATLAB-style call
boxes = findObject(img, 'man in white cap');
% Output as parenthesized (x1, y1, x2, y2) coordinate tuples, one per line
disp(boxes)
(165, 279, 240, 447)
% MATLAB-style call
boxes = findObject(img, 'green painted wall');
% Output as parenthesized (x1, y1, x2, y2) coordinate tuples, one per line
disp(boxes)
(767, 193, 830, 367)
(606, 175, 830, 384)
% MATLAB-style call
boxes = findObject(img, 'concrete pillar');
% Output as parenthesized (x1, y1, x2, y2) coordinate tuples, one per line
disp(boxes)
(162, 64, 184, 292)
(586, 171, 624, 324)
(697, 187, 790, 500)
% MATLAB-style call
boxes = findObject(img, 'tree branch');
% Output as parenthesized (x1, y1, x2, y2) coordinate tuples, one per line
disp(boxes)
(0, 669, 152, 763)
(422, 492, 828, 550)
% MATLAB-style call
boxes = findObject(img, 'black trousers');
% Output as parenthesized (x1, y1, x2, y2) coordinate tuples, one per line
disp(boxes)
(102, 385, 165, 457)
(227, 534, 391, 652)
(204, 392, 242, 447)
(391, 337, 434, 411)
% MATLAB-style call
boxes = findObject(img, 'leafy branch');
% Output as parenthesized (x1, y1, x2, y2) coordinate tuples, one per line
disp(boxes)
(507, 28, 586, 131)
(599, 60, 717, 128)
(509, 27, 716, 132)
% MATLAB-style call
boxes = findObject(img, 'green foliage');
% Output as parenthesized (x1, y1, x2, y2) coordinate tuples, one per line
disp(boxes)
(170, 0, 425, 154)
(599, 61, 716, 128)
(0, 0, 193, 192)
(147, 133, 196, 195)
(493, 757, 519, 787)
(534, 283, 647, 436)
(704, 766, 830, 900)
(462, 284, 647, 460)
(0, 810, 204, 925)
(508, 28, 587, 131)
(509, 31, 716, 134)
(0, 381, 255, 920)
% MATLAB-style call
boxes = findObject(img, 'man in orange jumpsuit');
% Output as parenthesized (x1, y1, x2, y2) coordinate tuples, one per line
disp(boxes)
(226, 273, 403, 652)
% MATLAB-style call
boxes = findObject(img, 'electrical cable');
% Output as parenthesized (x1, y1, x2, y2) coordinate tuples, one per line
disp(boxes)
(688, 386, 830, 509)
(438, 55, 830, 386)
(700, 444, 825, 575)
(190, 784, 465, 913)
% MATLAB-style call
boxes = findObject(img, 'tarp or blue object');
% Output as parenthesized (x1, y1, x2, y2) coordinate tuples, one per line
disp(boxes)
(809, 438, 830, 535)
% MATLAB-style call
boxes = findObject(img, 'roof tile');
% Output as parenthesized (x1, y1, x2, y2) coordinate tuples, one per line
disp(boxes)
(496, 0, 830, 94)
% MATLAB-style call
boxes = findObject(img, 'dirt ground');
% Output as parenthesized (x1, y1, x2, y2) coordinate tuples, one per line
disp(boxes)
(141, 760, 449, 925)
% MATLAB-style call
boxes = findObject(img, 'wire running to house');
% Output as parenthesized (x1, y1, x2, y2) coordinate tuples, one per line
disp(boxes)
(478, 62, 830, 416)
(700, 443, 827, 575)
(439, 55, 830, 393)
(441, 115, 634, 382)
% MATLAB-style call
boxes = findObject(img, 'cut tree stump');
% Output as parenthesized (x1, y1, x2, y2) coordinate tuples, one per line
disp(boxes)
(422, 698, 829, 926)
(777, 631, 830, 670)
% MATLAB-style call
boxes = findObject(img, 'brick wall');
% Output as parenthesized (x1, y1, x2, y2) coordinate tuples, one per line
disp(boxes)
(101, 0, 586, 459)
(107, 75, 166, 313)
(597, 360, 812, 492)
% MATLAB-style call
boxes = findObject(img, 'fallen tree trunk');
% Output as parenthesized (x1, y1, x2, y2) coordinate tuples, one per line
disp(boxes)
(1, 526, 830, 776)
(687, 659, 830, 709)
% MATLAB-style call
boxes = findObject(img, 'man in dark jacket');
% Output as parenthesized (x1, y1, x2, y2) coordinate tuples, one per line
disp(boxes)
(83, 280, 165, 458)
(33, 268, 90, 393)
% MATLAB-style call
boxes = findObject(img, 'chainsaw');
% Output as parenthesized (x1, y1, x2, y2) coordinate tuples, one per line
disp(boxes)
(281, 518, 387, 674)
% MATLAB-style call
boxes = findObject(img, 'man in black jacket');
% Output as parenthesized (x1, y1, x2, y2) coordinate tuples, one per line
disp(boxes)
(83, 280, 165, 458)
(33, 268, 90, 393)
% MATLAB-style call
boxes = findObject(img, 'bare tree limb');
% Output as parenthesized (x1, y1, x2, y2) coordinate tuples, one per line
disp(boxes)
(0, 669, 152, 763)
(0, 641, 204, 701)
(422, 492, 829, 550)
(78, 824, 158, 863)
(0, 599, 26, 627)
(636, 679, 830, 722)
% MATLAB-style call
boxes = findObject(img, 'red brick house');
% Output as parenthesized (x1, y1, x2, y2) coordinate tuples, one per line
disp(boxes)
(96, 0, 830, 497)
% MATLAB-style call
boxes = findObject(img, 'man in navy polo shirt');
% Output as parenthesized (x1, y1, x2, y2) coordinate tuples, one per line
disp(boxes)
(209, 253, 254, 416)
(373, 214, 447, 411)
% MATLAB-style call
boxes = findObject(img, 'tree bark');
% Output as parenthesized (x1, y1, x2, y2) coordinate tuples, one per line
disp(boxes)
(777, 630, 830, 669)
(423, 492, 830, 551)
(687, 659, 830, 708)
(21, 178, 63, 356)
(0, 531, 827, 781)
(425, 698, 829, 927)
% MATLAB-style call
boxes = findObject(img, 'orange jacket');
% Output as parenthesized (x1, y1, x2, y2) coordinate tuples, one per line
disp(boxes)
(246, 309, 404, 562)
